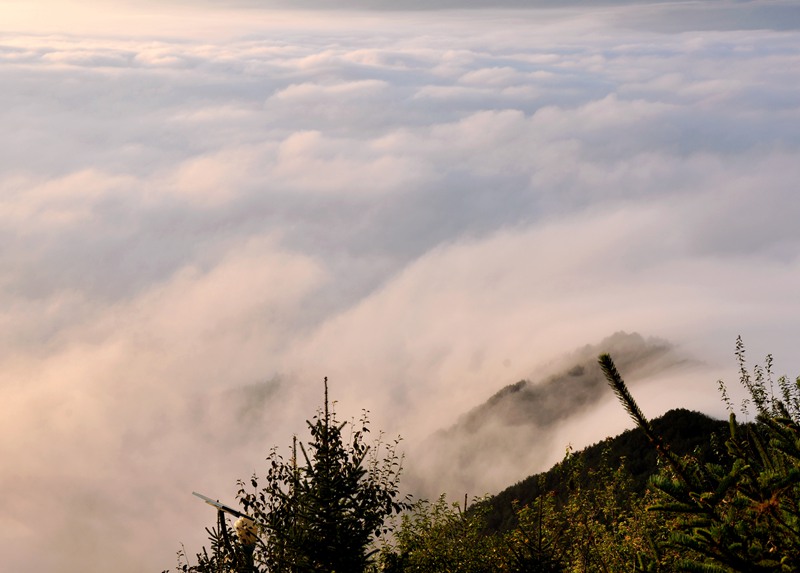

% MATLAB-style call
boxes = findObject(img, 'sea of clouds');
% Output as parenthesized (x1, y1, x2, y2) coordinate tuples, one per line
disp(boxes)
(2, 1, 800, 571)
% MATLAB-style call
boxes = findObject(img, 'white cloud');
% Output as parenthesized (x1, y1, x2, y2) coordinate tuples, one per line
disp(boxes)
(2, 3, 800, 571)
(280, 200, 800, 436)
(0, 235, 325, 571)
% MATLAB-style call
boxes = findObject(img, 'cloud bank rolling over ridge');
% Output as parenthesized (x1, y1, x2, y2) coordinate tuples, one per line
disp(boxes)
(1, 2, 800, 571)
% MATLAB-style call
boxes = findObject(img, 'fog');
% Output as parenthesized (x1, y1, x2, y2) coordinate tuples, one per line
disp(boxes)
(1, 1, 800, 571)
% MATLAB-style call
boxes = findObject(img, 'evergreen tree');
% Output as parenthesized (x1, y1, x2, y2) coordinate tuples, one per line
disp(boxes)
(237, 377, 409, 572)
(172, 378, 409, 573)
(600, 341, 800, 572)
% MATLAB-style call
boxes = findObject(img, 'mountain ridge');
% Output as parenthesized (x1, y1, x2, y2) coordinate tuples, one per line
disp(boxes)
(406, 331, 704, 499)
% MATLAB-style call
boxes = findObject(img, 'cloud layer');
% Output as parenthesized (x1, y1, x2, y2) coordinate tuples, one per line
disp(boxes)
(2, 2, 800, 571)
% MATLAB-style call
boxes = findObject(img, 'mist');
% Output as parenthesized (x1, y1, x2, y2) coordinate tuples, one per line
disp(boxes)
(2, 1, 800, 571)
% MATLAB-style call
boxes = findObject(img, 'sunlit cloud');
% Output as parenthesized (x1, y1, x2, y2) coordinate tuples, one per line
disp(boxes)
(2, 2, 800, 571)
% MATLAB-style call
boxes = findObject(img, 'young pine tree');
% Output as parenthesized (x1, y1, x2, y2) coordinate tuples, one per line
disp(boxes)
(237, 378, 410, 573)
(170, 378, 409, 573)
(600, 341, 800, 573)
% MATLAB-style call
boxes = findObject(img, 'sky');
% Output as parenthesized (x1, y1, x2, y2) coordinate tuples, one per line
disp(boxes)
(2, 1, 800, 571)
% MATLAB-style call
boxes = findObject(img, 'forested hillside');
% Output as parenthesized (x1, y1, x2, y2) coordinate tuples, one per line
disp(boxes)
(481, 407, 729, 533)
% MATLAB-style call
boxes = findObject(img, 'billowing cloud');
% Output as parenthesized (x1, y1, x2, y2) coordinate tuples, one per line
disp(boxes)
(2, 2, 800, 572)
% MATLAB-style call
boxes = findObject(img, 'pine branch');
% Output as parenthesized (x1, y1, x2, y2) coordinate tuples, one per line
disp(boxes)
(598, 354, 652, 434)
(599, 353, 688, 484)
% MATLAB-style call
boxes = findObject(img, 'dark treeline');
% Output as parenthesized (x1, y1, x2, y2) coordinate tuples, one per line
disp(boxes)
(481, 407, 730, 534)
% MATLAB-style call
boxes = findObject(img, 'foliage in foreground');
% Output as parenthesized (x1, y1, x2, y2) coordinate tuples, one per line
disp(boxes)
(169, 340, 800, 573)
(601, 337, 800, 572)
(172, 378, 408, 573)
(382, 339, 800, 572)
(380, 449, 673, 573)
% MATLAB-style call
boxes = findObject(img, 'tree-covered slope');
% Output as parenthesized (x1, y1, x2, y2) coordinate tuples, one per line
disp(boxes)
(481, 407, 729, 533)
